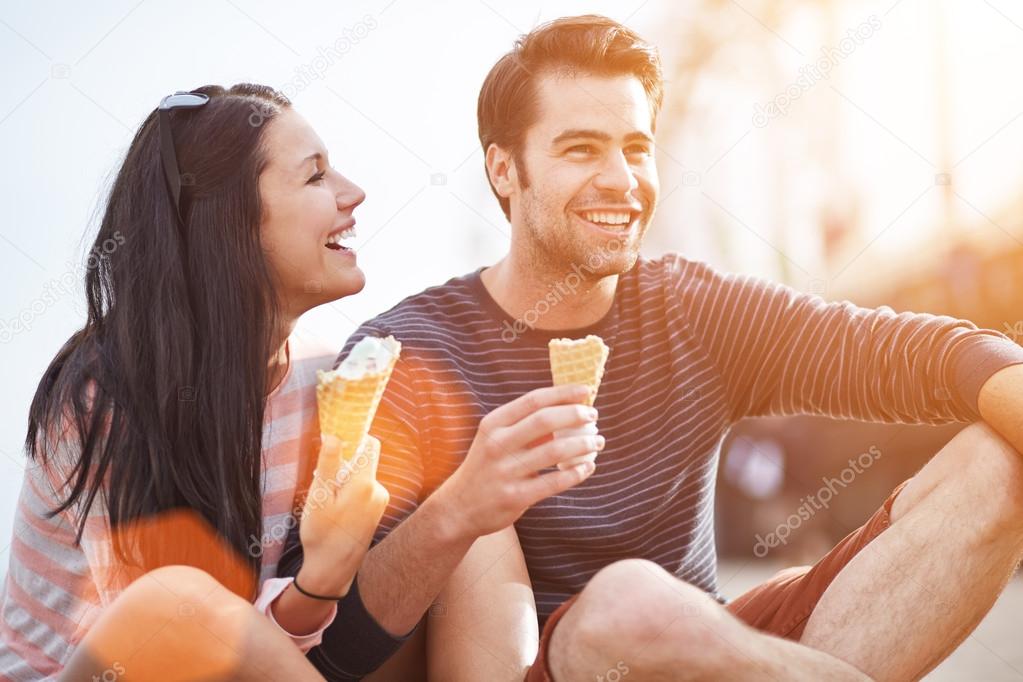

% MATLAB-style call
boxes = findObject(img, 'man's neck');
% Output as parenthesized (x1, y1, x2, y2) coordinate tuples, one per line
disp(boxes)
(480, 252, 618, 331)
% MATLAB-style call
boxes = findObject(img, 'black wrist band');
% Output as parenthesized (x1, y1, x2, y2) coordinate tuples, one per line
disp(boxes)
(292, 574, 347, 601)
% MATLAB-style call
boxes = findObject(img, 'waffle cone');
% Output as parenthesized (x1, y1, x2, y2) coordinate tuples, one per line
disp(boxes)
(316, 336, 401, 461)
(548, 335, 610, 406)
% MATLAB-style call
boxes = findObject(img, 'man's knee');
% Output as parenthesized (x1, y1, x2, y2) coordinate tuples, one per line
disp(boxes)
(564, 559, 733, 675)
(943, 423, 1023, 532)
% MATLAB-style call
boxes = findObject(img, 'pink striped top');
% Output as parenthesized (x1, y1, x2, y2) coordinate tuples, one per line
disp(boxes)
(0, 330, 337, 680)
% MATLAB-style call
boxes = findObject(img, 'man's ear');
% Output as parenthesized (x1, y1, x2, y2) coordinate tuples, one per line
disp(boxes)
(485, 143, 518, 199)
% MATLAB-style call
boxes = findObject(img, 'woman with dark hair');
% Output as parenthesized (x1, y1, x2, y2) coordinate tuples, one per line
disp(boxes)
(0, 83, 387, 680)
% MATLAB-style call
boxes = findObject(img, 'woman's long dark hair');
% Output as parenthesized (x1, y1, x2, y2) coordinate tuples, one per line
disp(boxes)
(25, 83, 292, 598)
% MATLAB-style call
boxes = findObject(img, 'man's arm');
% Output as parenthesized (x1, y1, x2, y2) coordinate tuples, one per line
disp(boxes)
(356, 488, 474, 637)
(978, 363, 1023, 453)
(676, 257, 1023, 424)
(359, 384, 599, 636)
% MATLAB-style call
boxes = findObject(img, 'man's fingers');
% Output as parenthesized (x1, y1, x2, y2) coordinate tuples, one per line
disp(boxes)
(520, 460, 596, 502)
(499, 404, 597, 452)
(488, 384, 591, 429)
(514, 434, 604, 473)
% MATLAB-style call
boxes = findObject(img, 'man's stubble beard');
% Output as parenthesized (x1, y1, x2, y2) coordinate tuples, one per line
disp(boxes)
(518, 187, 646, 282)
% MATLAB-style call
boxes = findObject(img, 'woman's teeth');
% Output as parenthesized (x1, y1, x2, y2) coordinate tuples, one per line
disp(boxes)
(325, 227, 357, 250)
(580, 211, 633, 228)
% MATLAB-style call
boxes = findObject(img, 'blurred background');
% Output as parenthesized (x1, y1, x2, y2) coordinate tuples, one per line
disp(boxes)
(2, 0, 1022, 677)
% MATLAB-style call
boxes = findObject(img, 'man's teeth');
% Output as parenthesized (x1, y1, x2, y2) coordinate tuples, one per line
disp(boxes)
(581, 211, 633, 227)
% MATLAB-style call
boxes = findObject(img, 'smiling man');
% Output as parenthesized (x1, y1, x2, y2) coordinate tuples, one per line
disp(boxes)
(280, 15, 1023, 681)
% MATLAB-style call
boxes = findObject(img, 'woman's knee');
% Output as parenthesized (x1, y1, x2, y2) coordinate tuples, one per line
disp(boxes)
(88, 565, 256, 677)
(117, 565, 243, 620)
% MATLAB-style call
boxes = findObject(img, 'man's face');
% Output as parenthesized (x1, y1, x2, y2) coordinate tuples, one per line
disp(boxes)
(509, 72, 659, 277)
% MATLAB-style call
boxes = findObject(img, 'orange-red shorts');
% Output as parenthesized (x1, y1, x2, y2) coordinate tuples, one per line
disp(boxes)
(525, 478, 912, 681)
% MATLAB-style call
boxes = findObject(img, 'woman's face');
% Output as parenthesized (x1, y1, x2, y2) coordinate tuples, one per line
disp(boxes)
(258, 108, 366, 318)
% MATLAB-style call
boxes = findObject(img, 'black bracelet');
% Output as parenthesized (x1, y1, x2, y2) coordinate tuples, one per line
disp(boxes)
(292, 574, 347, 601)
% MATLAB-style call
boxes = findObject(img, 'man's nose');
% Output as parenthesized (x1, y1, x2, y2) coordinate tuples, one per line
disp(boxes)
(594, 150, 640, 194)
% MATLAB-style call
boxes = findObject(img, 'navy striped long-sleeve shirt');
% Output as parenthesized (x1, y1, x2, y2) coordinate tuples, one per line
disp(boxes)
(286, 254, 1023, 649)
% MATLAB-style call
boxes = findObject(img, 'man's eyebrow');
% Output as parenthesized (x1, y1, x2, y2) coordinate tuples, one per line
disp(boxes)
(624, 131, 654, 144)
(550, 129, 654, 145)
(551, 129, 613, 145)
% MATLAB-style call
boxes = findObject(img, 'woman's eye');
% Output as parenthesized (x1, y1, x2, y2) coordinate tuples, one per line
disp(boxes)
(307, 170, 327, 184)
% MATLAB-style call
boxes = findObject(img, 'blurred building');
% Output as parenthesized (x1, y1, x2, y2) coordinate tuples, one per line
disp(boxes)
(632, 0, 1023, 559)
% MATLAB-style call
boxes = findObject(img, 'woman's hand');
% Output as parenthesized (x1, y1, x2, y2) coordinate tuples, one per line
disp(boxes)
(296, 434, 390, 598)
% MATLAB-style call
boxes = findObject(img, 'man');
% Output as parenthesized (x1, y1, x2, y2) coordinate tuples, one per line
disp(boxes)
(281, 15, 1023, 681)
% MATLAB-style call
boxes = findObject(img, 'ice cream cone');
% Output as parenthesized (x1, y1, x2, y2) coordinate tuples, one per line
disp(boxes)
(548, 335, 609, 470)
(548, 335, 610, 406)
(316, 335, 401, 462)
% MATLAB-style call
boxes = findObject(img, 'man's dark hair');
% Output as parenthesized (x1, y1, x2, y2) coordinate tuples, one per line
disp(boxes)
(477, 14, 664, 220)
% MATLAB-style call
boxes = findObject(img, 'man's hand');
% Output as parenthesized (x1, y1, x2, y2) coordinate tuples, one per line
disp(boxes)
(434, 384, 603, 542)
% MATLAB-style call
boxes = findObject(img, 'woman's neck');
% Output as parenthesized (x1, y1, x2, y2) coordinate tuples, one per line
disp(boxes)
(267, 318, 297, 395)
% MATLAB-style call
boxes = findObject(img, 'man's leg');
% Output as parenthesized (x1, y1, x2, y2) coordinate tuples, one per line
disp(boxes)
(801, 422, 1023, 681)
(545, 559, 871, 682)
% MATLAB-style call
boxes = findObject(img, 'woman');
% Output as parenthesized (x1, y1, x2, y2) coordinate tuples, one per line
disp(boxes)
(0, 83, 387, 680)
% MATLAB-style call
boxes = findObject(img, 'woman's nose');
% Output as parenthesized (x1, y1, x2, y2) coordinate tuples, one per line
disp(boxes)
(337, 176, 366, 211)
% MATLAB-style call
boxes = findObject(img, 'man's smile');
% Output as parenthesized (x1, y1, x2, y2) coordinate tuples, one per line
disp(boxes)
(570, 205, 644, 238)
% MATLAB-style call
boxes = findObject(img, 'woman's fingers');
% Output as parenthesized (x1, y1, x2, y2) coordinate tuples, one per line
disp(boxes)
(367, 481, 390, 521)
(314, 434, 343, 482)
(348, 435, 381, 483)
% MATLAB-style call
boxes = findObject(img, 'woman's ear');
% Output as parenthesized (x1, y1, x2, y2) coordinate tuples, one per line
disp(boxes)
(485, 143, 517, 201)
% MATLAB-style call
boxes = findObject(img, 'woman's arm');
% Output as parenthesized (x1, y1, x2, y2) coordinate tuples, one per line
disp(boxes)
(426, 525, 538, 682)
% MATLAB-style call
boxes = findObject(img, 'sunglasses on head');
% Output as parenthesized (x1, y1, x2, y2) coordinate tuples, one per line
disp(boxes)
(158, 91, 210, 225)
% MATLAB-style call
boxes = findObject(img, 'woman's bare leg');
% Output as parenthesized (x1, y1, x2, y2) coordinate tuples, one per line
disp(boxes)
(61, 565, 323, 681)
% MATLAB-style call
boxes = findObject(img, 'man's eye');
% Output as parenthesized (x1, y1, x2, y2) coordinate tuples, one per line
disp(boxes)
(626, 145, 651, 156)
(308, 170, 326, 184)
(567, 145, 595, 154)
